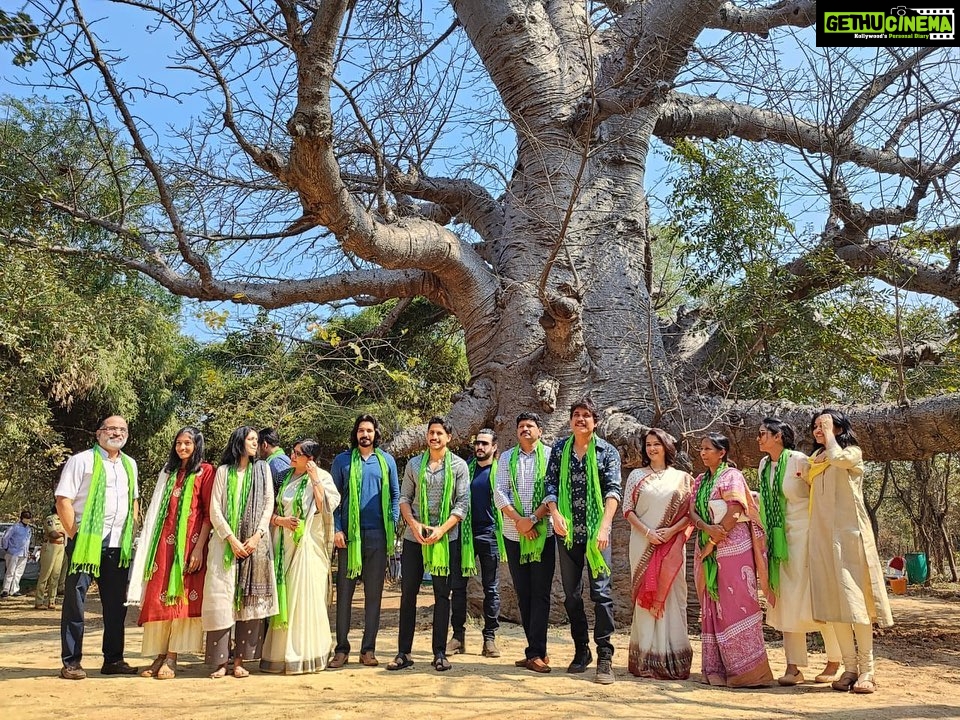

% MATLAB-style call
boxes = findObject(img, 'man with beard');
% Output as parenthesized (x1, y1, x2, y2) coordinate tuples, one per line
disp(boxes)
(258, 427, 291, 493)
(55, 415, 140, 680)
(387, 417, 469, 672)
(329, 414, 400, 668)
(545, 397, 622, 685)
(449, 429, 502, 658)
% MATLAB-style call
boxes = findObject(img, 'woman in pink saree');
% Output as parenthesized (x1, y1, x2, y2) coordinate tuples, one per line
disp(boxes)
(623, 428, 694, 679)
(690, 433, 774, 688)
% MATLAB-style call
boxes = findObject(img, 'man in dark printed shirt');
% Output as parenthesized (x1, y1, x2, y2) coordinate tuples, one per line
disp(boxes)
(545, 396, 622, 685)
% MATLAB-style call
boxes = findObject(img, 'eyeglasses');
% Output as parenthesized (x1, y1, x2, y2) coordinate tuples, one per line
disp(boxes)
(99, 426, 128, 435)
(291, 449, 306, 458)
(757, 430, 773, 438)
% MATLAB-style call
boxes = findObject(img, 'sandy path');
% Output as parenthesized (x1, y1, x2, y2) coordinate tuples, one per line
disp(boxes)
(1, 588, 957, 720)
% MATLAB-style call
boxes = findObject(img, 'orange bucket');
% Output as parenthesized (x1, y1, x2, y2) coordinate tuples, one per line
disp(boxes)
(889, 576, 907, 595)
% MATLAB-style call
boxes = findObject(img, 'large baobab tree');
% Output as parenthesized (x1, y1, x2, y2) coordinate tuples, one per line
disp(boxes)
(4, 0, 960, 467)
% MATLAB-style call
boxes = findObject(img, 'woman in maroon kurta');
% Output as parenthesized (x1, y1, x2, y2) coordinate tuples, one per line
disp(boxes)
(127, 426, 214, 679)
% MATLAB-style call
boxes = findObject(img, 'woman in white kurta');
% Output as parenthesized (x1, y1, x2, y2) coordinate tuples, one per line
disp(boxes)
(756, 417, 840, 686)
(622, 428, 694, 680)
(261, 439, 340, 674)
(203, 426, 277, 678)
(808, 410, 893, 695)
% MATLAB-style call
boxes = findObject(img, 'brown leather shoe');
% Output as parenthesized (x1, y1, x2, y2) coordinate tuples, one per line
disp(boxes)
(526, 657, 551, 674)
(60, 664, 86, 680)
(448, 637, 465, 655)
(514, 658, 529, 667)
(328, 652, 349, 669)
(481, 639, 500, 658)
(359, 651, 379, 667)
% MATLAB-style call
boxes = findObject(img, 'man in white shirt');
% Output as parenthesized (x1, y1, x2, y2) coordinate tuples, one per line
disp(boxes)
(55, 415, 140, 680)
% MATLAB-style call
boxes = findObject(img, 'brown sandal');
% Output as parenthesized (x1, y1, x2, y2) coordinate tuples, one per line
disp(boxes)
(141, 655, 166, 678)
(831, 671, 859, 691)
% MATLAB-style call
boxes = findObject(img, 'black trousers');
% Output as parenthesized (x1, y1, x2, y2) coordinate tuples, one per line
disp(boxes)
(398, 537, 460, 656)
(61, 539, 130, 666)
(557, 539, 615, 658)
(335, 528, 388, 654)
(505, 535, 556, 660)
(451, 531, 501, 641)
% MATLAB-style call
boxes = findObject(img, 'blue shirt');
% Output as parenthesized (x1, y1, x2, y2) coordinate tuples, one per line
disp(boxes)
(331, 449, 400, 534)
(266, 451, 292, 493)
(469, 463, 496, 536)
(1, 522, 32, 557)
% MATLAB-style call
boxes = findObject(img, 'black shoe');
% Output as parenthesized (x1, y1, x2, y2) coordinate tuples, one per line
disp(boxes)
(595, 655, 615, 684)
(433, 652, 452, 672)
(101, 660, 137, 675)
(0, 592, 8, 598)
(567, 648, 593, 674)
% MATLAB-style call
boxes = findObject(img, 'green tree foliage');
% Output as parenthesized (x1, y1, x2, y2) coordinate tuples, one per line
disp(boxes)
(660, 138, 960, 404)
(0, 98, 199, 514)
(187, 299, 468, 465)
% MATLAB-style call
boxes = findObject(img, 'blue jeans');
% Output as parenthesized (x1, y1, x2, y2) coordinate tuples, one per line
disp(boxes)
(451, 532, 501, 641)
(61, 539, 130, 666)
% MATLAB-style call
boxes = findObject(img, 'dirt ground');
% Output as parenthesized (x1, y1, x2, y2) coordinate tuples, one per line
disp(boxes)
(1, 584, 958, 720)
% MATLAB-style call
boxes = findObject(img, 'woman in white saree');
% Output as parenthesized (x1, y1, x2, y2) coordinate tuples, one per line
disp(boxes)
(261, 438, 340, 674)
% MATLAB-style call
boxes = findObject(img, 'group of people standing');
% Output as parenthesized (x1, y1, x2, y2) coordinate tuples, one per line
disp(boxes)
(43, 401, 891, 694)
(625, 410, 892, 695)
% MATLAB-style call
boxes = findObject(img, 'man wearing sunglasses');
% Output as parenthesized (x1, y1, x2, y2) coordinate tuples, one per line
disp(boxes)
(449, 429, 502, 658)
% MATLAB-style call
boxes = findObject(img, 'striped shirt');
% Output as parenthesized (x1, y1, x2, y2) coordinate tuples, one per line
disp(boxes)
(494, 444, 555, 542)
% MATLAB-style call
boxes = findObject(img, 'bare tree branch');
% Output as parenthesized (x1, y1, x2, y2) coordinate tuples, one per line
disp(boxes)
(655, 92, 953, 181)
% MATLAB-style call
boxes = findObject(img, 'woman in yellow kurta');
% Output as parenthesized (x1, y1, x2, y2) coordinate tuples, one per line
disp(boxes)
(757, 417, 840, 686)
(807, 410, 893, 694)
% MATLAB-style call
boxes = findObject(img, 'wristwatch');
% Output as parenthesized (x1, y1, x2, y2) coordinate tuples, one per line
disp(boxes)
(528, 513, 538, 525)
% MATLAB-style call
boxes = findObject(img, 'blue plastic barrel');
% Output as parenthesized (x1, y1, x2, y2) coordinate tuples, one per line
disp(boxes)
(904, 552, 928, 584)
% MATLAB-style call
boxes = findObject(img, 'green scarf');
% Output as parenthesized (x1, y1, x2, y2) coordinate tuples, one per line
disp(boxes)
(418, 451, 454, 576)
(695, 462, 728, 601)
(462, 458, 502, 575)
(346, 449, 394, 579)
(759, 450, 789, 595)
(70, 446, 136, 577)
(510, 442, 547, 563)
(265, 447, 285, 463)
(558, 436, 609, 578)
(222, 463, 253, 567)
(143, 468, 199, 605)
(272, 468, 310, 629)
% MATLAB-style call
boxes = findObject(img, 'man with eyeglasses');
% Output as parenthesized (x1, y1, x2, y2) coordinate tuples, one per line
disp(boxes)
(449, 429, 502, 658)
(55, 415, 140, 680)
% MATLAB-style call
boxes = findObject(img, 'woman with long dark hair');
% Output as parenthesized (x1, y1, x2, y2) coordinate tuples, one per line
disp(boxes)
(689, 433, 773, 687)
(128, 427, 215, 679)
(202, 426, 277, 678)
(756, 417, 841, 686)
(808, 410, 892, 694)
(261, 439, 340, 674)
(622, 428, 694, 680)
